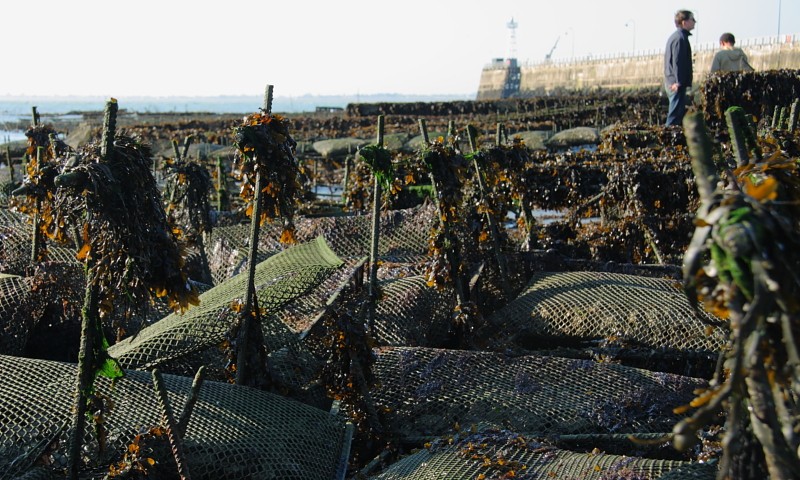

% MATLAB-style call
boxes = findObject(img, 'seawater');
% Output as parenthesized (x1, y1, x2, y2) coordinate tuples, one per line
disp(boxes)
(0, 95, 325, 144)
(0, 96, 272, 143)
(0, 93, 471, 144)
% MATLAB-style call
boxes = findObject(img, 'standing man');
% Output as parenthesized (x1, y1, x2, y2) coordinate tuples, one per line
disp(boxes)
(664, 10, 696, 126)
(710, 33, 754, 72)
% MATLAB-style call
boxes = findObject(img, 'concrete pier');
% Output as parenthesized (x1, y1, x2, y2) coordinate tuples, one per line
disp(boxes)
(477, 34, 800, 100)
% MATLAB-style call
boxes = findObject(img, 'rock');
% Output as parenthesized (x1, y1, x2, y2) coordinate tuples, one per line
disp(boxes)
(312, 138, 369, 158)
(155, 142, 232, 160)
(382, 132, 412, 152)
(508, 130, 550, 150)
(545, 126, 600, 149)
(65, 122, 97, 149)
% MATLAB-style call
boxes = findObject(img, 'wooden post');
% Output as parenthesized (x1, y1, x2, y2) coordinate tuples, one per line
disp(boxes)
(100, 99, 118, 161)
(172, 139, 182, 160)
(4, 143, 13, 183)
(68, 98, 118, 479)
(236, 85, 273, 386)
(366, 115, 384, 331)
(725, 107, 751, 168)
(30, 147, 43, 263)
(418, 118, 439, 204)
(216, 156, 227, 212)
(182, 136, 192, 160)
(419, 119, 469, 309)
(152, 370, 192, 480)
(68, 276, 99, 480)
(788, 99, 799, 132)
(466, 125, 512, 298)
(341, 152, 350, 205)
(683, 113, 719, 205)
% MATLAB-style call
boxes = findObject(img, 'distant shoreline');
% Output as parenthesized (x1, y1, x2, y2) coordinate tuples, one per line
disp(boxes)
(0, 93, 474, 116)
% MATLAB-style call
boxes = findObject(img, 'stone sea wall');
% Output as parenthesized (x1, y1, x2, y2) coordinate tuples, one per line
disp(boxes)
(477, 34, 800, 100)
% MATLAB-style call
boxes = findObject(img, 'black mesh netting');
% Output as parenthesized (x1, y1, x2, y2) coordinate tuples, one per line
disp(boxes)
(372, 275, 452, 347)
(488, 271, 727, 353)
(205, 203, 435, 285)
(368, 428, 715, 479)
(0, 354, 352, 479)
(0, 208, 79, 275)
(371, 346, 707, 440)
(108, 236, 345, 378)
(109, 237, 452, 393)
(0, 273, 34, 355)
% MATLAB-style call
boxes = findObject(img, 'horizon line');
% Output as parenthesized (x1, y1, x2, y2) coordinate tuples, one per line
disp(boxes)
(0, 92, 476, 100)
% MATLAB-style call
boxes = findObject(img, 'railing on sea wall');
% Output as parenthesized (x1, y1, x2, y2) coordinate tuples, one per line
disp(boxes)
(481, 33, 800, 70)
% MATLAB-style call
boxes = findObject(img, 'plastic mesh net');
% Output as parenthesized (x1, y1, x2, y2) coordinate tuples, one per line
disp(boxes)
(293, 203, 435, 261)
(205, 203, 435, 285)
(371, 346, 706, 441)
(0, 354, 352, 479)
(372, 275, 452, 347)
(0, 273, 34, 355)
(488, 271, 727, 352)
(368, 430, 716, 479)
(0, 208, 80, 275)
(109, 236, 345, 377)
(0, 208, 31, 274)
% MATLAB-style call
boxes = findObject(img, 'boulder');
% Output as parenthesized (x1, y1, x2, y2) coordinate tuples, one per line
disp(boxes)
(545, 126, 600, 149)
(312, 138, 369, 158)
(383, 132, 412, 152)
(155, 142, 231, 160)
(508, 130, 549, 150)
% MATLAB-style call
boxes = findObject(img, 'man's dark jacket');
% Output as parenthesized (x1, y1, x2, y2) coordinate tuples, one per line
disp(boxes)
(664, 28, 693, 87)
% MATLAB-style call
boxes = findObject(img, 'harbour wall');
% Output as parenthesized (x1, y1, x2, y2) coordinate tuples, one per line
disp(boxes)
(477, 34, 800, 100)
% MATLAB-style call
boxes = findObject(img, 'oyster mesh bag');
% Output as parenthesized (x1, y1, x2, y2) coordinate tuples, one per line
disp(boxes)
(0, 354, 352, 479)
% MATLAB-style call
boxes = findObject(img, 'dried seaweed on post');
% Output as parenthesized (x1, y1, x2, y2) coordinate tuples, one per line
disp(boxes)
(232, 111, 302, 244)
(51, 112, 200, 477)
(678, 112, 800, 479)
(416, 137, 483, 342)
(358, 144, 397, 192)
(52, 133, 200, 318)
(9, 124, 72, 262)
(345, 144, 402, 211)
(162, 157, 215, 242)
(418, 137, 470, 291)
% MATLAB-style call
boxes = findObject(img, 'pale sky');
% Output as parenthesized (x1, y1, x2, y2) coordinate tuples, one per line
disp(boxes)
(1, 0, 797, 98)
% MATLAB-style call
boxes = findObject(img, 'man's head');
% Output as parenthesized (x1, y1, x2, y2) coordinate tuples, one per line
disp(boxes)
(719, 32, 735, 47)
(674, 10, 696, 31)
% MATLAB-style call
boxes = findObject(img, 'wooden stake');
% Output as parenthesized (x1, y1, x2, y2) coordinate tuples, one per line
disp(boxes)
(725, 107, 751, 168)
(366, 115, 384, 331)
(30, 147, 43, 263)
(68, 98, 120, 479)
(236, 85, 273, 386)
(419, 119, 469, 309)
(788, 99, 799, 132)
(466, 125, 512, 298)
